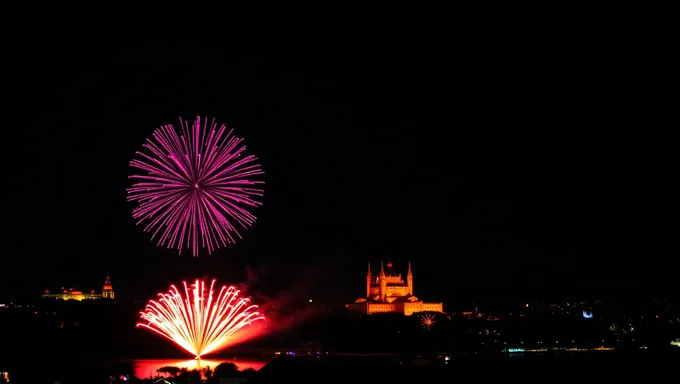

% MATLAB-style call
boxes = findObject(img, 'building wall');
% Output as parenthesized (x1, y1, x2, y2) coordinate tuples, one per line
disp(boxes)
(403, 302, 423, 315)
(348, 301, 443, 316)
(383, 275, 404, 284)
(385, 286, 409, 297)
(369, 285, 410, 297)
(42, 293, 104, 301)
(367, 303, 401, 314)
(402, 302, 443, 315)
(367, 302, 443, 315)
(422, 303, 443, 312)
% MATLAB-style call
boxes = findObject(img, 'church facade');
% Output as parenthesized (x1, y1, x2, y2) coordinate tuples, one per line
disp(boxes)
(346, 261, 443, 316)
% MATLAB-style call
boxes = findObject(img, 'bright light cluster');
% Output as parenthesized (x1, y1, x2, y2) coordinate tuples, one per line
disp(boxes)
(137, 279, 265, 358)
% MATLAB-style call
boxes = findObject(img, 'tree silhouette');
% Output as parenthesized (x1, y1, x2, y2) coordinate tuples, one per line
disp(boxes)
(213, 362, 240, 378)
(157, 366, 180, 377)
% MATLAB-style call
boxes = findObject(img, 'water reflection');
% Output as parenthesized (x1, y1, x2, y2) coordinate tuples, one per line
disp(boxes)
(131, 358, 267, 380)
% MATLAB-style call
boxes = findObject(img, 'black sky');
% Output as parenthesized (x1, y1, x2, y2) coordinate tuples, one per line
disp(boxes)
(3, 3, 676, 302)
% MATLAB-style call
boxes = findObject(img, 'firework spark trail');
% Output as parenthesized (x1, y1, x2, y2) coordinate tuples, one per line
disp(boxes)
(138, 279, 265, 358)
(127, 116, 264, 256)
(420, 313, 436, 329)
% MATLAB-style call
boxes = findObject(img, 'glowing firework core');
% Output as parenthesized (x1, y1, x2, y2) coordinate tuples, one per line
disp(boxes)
(420, 313, 436, 329)
(127, 116, 264, 256)
(137, 279, 265, 358)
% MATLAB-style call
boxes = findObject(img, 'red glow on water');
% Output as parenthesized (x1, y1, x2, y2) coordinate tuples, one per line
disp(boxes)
(137, 279, 266, 358)
(131, 359, 267, 380)
(127, 115, 264, 257)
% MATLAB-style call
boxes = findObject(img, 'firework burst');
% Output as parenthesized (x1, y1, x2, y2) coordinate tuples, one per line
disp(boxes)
(420, 313, 436, 329)
(127, 116, 264, 256)
(137, 279, 265, 358)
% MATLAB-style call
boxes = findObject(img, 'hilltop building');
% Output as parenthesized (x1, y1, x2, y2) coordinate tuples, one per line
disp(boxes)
(42, 273, 115, 301)
(346, 261, 443, 315)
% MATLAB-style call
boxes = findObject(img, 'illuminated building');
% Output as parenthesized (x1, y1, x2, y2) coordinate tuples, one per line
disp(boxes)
(102, 273, 114, 299)
(42, 273, 115, 301)
(345, 261, 443, 315)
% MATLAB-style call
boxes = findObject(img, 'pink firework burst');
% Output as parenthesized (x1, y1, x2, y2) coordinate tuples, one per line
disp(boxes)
(127, 116, 264, 256)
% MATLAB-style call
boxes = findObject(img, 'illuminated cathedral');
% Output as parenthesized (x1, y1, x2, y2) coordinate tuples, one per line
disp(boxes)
(42, 273, 115, 301)
(346, 261, 443, 315)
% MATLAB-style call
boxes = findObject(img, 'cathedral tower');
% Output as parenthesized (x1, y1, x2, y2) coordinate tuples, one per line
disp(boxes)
(407, 262, 413, 295)
(366, 263, 372, 297)
(379, 261, 387, 302)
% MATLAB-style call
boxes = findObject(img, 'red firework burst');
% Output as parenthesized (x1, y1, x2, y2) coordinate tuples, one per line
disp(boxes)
(127, 116, 264, 256)
(137, 279, 265, 358)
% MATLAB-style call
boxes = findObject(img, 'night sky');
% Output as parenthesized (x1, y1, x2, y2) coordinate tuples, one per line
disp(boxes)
(3, 4, 675, 303)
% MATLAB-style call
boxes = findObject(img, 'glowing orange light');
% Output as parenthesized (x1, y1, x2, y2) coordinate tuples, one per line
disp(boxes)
(137, 279, 265, 358)
(420, 313, 436, 329)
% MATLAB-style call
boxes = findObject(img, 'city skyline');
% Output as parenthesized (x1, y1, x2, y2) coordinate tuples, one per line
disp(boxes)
(41, 273, 115, 301)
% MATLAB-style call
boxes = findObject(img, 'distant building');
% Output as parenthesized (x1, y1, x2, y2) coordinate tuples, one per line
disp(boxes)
(346, 261, 443, 315)
(42, 273, 115, 301)
(102, 273, 114, 299)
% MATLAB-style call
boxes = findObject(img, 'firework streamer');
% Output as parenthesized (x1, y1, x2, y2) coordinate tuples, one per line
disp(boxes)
(128, 116, 264, 256)
(138, 279, 265, 357)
